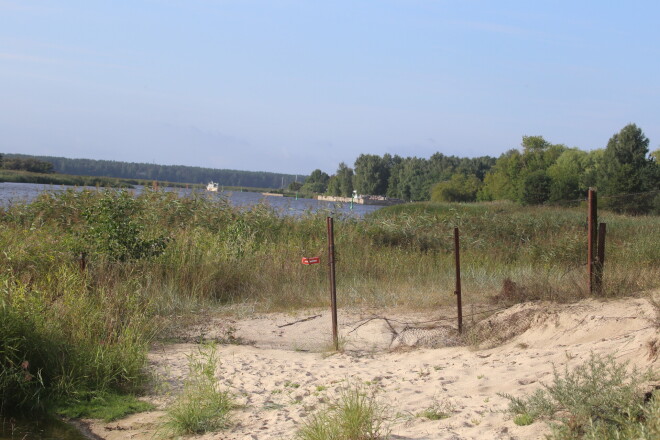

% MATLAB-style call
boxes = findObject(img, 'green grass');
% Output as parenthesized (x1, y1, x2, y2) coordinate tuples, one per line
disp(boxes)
(1, 189, 658, 415)
(296, 383, 390, 440)
(513, 413, 534, 426)
(55, 392, 154, 422)
(501, 353, 659, 439)
(162, 344, 234, 436)
(417, 398, 454, 420)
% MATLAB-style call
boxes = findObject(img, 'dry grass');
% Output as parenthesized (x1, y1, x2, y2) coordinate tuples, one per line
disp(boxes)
(1, 190, 658, 412)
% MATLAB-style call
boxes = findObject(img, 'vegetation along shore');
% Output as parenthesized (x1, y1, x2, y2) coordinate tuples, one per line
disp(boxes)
(0, 185, 658, 438)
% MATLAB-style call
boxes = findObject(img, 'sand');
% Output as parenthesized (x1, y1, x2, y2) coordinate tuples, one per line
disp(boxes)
(85, 293, 659, 440)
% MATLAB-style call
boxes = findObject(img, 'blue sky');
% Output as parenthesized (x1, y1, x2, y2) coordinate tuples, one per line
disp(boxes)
(1, 1, 659, 175)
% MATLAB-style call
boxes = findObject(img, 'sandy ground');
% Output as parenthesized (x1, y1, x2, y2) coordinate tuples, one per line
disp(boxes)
(85, 293, 659, 440)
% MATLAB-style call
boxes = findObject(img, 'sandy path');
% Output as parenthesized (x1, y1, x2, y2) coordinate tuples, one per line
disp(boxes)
(87, 294, 659, 440)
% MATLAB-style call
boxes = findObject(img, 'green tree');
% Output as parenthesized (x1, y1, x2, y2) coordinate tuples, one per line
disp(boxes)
(651, 148, 660, 162)
(326, 176, 341, 196)
(300, 169, 330, 194)
(546, 149, 589, 201)
(478, 149, 523, 201)
(479, 136, 566, 203)
(353, 154, 390, 195)
(431, 174, 482, 202)
(597, 124, 659, 213)
(388, 157, 429, 201)
(288, 181, 303, 192)
(335, 162, 354, 197)
(3, 158, 54, 173)
(521, 170, 552, 205)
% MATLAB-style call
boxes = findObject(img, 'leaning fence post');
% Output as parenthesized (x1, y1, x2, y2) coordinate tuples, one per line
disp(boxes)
(327, 217, 339, 351)
(454, 227, 463, 334)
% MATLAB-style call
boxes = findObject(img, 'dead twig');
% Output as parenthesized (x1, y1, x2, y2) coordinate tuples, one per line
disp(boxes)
(277, 314, 322, 328)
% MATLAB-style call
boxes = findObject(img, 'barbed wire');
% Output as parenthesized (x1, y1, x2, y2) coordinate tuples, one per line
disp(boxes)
(347, 304, 512, 334)
(598, 189, 659, 200)
(541, 188, 659, 208)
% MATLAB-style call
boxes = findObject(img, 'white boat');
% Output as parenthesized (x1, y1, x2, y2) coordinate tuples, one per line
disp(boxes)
(206, 181, 219, 192)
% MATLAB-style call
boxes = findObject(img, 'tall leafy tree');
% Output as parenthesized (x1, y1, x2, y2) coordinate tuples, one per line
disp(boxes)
(431, 173, 482, 202)
(597, 124, 659, 213)
(521, 170, 552, 205)
(478, 149, 523, 201)
(479, 136, 565, 204)
(338, 163, 354, 197)
(301, 169, 330, 194)
(353, 154, 390, 195)
(547, 149, 590, 201)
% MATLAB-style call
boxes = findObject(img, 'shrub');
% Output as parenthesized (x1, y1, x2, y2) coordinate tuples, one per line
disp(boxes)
(501, 353, 657, 439)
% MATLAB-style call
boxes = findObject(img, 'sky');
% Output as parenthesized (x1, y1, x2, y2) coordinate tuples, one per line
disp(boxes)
(1, 0, 659, 175)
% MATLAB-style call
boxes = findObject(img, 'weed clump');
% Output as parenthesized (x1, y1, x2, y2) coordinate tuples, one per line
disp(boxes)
(501, 353, 659, 439)
(163, 344, 234, 435)
(55, 392, 154, 422)
(296, 383, 390, 440)
(417, 396, 454, 420)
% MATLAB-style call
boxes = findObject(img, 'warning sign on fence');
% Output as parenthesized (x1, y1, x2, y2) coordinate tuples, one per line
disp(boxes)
(301, 257, 320, 265)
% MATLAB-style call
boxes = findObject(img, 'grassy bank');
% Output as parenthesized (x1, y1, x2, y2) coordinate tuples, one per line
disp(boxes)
(1, 189, 658, 413)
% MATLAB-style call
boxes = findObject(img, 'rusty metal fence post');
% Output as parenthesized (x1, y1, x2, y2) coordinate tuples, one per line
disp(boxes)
(454, 227, 463, 334)
(327, 217, 339, 351)
(594, 222, 606, 294)
(79, 252, 87, 273)
(587, 188, 597, 294)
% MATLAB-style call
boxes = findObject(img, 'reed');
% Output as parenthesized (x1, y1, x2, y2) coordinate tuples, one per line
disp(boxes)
(1, 189, 658, 412)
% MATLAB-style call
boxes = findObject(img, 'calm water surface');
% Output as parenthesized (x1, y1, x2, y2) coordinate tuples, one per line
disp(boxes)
(0, 182, 383, 217)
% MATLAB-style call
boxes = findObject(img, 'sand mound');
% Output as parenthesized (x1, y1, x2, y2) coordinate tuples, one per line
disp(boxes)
(86, 294, 659, 440)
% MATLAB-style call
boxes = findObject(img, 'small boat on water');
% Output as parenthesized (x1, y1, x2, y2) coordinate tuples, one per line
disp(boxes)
(206, 181, 219, 192)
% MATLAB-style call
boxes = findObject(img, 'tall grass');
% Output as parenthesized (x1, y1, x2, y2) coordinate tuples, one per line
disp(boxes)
(296, 382, 390, 440)
(163, 344, 234, 435)
(1, 190, 658, 412)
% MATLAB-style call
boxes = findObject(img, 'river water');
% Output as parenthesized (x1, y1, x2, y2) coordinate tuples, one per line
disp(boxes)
(0, 182, 382, 217)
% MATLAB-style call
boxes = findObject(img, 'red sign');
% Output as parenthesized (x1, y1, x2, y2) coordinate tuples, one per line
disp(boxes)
(301, 257, 321, 265)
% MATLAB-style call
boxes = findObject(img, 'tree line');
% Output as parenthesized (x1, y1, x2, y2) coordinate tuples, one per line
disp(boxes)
(3, 154, 302, 189)
(299, 123, 659, 214)
(0, 155, 55, 173)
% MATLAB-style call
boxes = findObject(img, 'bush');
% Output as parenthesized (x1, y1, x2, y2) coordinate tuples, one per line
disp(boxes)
(501, 353, 658, 439)
(0, 270, 155, 412)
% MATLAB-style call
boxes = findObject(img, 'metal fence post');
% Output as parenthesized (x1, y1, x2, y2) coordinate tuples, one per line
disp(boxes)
(327, 217, 338, 350)
(454, 227, 463, 334)
(587, 188, 597, 294)
(595, 222, 606, 294)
